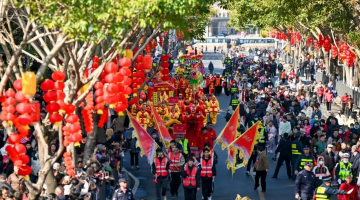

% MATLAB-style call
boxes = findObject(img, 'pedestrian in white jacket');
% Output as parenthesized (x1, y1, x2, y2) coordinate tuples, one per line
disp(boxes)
(279, 117, 292, 136)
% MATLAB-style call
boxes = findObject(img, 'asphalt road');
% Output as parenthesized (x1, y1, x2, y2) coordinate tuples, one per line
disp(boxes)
(124, 52, 319, 200)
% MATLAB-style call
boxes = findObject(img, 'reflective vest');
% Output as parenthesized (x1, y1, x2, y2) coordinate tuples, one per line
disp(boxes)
(200, 157, 213, 177)
(169, 152, 183, 171)
(315, 186, 330, 200)
(215, 78, 221, 86)
(231, 99, 239, 106)
(179, 139, 189, 154)
(299, 157, 313, 169)
(230, 87, 237, 93)
(339, 162, 352, 181)
(225, 71, 230, 76)
(292, 143, 301, 155)
(154, 157, 168, 177)
(153, 62, 157, 68)
(183, 164, 197, 186)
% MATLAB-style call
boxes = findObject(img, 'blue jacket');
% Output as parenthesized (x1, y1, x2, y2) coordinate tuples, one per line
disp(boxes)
(298, 99, 308, 110)
(295, 169, 315, 198)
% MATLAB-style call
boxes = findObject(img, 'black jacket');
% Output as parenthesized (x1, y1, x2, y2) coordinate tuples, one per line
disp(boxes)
(295, 170, 315, 198)
(275, 138, 292, 157)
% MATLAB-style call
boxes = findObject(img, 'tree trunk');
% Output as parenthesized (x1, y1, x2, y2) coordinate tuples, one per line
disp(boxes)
(163, 33, 169, 54)
(83, 113, 100, 165)
(345, 65, 351, 86)
(45, 169, 57, 194)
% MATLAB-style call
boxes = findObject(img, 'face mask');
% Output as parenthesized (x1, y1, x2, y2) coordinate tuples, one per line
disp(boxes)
(339, 131, 343, 134)
(314, 124, 318, 127)
(351, 126, 354, 129)
(345, 129, 349, 132)
(355, 125, 359, 129)
(152, 135, 157, 138)
(319, 161, 324, 165)
(344, 161, 349, 164)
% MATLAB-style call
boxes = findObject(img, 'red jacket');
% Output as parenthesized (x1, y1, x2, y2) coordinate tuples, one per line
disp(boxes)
(324, 92, 333, 102)
(338, 182, 359, 200)
(197, 132, 213, 150)
(341, 95, 349, 104)
(206, 129, 216, 141)
(317, 87, 324, 96)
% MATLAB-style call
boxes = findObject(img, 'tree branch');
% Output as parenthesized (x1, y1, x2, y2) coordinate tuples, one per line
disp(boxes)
(27, 31, 61, 44)
(132, 23, 163, 61)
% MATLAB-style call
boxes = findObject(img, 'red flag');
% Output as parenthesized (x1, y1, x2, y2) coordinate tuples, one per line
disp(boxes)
(127, 110, 156, 164)
(229, 122, 260, 163)
(151, 105, 173, 147)
(216, 105, 240, 150)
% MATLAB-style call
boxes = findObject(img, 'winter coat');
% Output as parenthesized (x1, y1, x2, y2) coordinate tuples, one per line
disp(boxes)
(325, 92, 334, 102)
(312, 156, 331, 188)
(8, 173, 25, 193)
(338, 182, 359, 200)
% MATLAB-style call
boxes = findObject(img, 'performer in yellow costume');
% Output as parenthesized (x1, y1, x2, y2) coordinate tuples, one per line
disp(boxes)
(157, 101, 169, 120)
(146, 101, 154, 128)
(131, 99, 143, 116)
(185, 85, 193, 101)
(136, 105, 150, 130)
(207, 95, 220, 125)
(169, 106, 180, 120)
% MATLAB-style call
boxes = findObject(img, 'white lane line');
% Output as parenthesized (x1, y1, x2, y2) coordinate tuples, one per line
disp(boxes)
(123, 168, 140, 194)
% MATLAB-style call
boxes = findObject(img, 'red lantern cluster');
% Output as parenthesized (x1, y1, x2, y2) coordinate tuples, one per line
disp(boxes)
(1, 89, 18, 126)
(307, 37, 313, 47)
(98, 107, 108, 128)
(160, 55, 170, 82)
(94, 82, 105, 114)
(63, 112, 82, 147)
(331, 45, 338, 59)
(133, 56, 146, 92)
(63, 152, 75, 176)
(323, 37, 331, 52)
(346, 51, 356, 66)
(145, 44, 151, 55)
(81, 93, 94, 133)
(6, 134, 32, 176)
(92, 56, 100, 69)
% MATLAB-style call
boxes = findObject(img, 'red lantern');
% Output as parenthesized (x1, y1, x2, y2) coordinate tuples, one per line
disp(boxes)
(29, 102, 40, 122)
(49, 113, 63, 124)
(40, 79, 55, 91)
(161, 62, 169, 68)
(119, 68, 132, 76)
(93, 56, 100, 63)
(65, 104, 76, 114)
(46, 102, 60, 113)
(5, 89, 15, 97)
(92, 62, 99, 69)
(160, 55, 169, 62)
(66, 114, 79, 124)
(54, 82, 65, 90)
(17, 114, 32, 126)
(8, 134, 21, 144)
(5, 97, 16, 105)
(15, 91, 28, 103)
(94, 82, 104, 90)
(52, 71, 66, 81)
(13, 80, 22, 91)
(331, 45, 338, 59)
(119, 58, 132, 68)
(143, 55, 152, 71)
(114, 103, 127, 113)
(134, 55, 143, 63)
(123, 77, 132, 86)
(105, 62, 119, 73)
(14, 143, 26, 154)
(16, 103, 31, 114)
(44, 91, 58, 103)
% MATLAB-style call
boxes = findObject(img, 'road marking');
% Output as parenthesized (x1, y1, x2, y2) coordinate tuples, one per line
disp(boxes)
(250, 170, 266, 200)
(123, 168, 140, 194)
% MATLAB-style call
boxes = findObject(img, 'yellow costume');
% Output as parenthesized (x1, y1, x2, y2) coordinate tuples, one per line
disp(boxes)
(185, 86, 193, 101)
(136, 110, 150, 130)
(169, 109, 180, 120)
(159, 92, 169, 103)
(157, 105, 169, 120)
(207, 97, 219, 125)
(131, 101, 142, 116)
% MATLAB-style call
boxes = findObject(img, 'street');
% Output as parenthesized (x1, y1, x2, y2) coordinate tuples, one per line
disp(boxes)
(124, 52, 301, 200)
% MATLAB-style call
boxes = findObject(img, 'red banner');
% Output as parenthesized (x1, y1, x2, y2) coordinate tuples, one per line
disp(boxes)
(151, 106, 173, 147)
(168, 97, 179, 104)
(173, 124, 186, 135)
(127, 110, 156, 164)
(230, 122, 260, 162)
(216, 105, 240, 150)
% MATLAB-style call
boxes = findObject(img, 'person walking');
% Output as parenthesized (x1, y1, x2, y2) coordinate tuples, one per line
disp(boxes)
(338, 175, 358, 200)
(169, 146, 185, 198)
(295, 162, 315, 200)
(312, 156, 331, 188)
(291, 132, 304, 180)
(325, 90, 334, 113)
(199, 148, 216, 200)
(253, 146, 269, 192)
(314, 176, 353, 200)
(271, 133, 292, 179)
(335, 153, 352, 185)
(208, 61, 214, 74)
(130, 137, 140, 169)
(182, 158, 200, 200)
(151, 148, 170, 200)
(112, 178, 135, 200)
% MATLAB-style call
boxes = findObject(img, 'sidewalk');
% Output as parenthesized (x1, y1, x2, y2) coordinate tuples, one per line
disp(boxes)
(298, 76, 342, 119)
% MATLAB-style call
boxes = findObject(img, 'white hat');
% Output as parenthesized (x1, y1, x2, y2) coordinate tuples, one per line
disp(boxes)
(53, 162, 60, 170)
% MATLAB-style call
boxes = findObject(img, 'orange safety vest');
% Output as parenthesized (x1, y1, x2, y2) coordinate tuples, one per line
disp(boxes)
(215, 78, 221, 86)
(200, 157, 213, 177)
(169, 152, 182, 171)
(183, 164, 197, 186)
(154, 157, 168, 177)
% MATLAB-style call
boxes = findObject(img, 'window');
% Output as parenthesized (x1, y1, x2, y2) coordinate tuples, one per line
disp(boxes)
(212, 39, 216, 43)
(218, 39, 224, 43)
